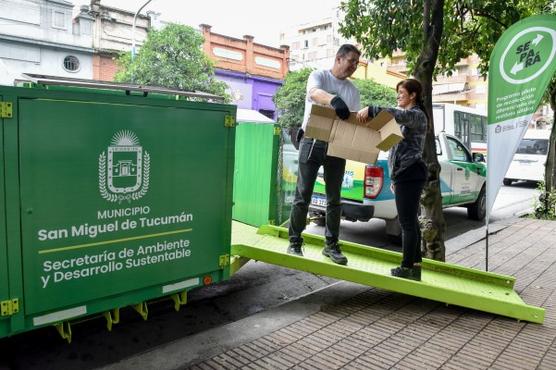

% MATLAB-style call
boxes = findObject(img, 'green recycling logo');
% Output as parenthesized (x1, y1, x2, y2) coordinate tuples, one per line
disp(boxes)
(499, 26, 556, 85)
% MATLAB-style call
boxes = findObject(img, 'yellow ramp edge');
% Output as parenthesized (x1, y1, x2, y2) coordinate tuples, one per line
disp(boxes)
(231, 222, 544, 324)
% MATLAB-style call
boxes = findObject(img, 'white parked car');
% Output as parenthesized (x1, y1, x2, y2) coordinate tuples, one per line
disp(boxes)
(504, 129, 550, 186)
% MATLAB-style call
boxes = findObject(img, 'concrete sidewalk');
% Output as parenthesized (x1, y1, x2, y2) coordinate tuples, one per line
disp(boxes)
(105, 218, 556, 370)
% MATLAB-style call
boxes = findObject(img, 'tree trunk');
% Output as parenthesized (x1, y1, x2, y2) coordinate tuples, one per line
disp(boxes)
(539, 80, 556, 218)
(544, 81, 556, 193)
(414, 0, 447, 261)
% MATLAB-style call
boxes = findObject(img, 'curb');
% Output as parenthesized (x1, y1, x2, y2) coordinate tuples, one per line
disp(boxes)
(99, 281, 369, 370)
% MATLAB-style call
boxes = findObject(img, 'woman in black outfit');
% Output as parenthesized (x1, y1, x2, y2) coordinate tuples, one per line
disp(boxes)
(357, 79, 428, 281)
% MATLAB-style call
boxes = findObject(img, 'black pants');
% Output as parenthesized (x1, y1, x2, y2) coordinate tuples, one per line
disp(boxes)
(394, 164, 426, 268)
(289, 138, 346, 244)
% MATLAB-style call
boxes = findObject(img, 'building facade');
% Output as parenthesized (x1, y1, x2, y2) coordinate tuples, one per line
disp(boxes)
(388, 51, 488, 109)
(352, 59, 405, 89)
(279, 9, 349, 71)
(280, 10, 404, 90)
(200, 24, 289, 119)
(0, 0, 94, 85)
(75, 0, 156, 81)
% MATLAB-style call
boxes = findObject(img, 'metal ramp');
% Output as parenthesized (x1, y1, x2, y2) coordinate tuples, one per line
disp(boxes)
(231, 222, 544, 324)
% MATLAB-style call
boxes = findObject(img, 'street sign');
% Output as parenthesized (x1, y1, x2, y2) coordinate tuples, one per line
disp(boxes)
(486, 15, 556, 219)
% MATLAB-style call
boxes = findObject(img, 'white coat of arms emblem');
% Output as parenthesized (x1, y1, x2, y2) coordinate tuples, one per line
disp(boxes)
(99, 130, 150, 203)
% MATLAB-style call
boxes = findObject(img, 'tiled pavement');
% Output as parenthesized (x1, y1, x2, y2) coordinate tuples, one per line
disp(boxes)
(189, 218, 556, 370)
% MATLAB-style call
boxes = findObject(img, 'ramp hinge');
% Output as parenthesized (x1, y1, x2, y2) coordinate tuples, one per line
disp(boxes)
(219, 254, 230, 268)
(224, 115, 235, 128)
(1, 299, 19, 316)
(0, 102, 13, 118)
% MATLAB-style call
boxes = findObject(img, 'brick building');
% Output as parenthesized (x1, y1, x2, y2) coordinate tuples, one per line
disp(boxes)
(200, 24, 290, 119)
(72, 0, 159, 81)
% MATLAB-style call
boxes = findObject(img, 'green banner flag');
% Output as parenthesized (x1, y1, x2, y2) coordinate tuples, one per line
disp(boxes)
(487, 14, 556, 219)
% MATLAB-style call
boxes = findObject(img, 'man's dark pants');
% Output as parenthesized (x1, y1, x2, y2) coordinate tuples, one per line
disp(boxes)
(289, 137, 346, 245)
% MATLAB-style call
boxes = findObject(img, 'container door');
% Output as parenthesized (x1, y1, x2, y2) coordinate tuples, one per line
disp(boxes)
(0, 97, 10, 336)
(19, 98, 233, 315)
(232, 122, 279, 226)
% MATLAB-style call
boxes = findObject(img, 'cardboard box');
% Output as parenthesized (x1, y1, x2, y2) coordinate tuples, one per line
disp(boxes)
(305, 105, 403, 163)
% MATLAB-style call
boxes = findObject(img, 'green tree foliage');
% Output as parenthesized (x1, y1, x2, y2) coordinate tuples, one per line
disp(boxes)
(273, 68, 313, 129)
(353, 79, 398, 107)
(273, 67, 397, 129)
(340, 1, 547, 78)
(115, 23, 229, 100)
(445, 1, 549, 75)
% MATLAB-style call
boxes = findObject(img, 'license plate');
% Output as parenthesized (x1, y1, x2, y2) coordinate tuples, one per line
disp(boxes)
(311, 195, 327, 207)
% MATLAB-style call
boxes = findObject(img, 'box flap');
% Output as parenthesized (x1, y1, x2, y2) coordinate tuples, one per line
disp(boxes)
(377, 120, 403, 151)
(305, 104, 336, 141)
(364, 111, 395, 130)
(309, 104, 337, 119)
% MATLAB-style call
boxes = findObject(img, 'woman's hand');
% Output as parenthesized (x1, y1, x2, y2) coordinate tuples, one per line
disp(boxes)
(356, 106, 369, 123)
(357, 106, 382, 123)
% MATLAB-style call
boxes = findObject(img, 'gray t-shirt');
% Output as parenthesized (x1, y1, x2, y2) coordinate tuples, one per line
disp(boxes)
(301, 69, 361, 130)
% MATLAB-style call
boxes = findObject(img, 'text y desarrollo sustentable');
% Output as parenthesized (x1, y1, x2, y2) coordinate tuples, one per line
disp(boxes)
(40, 239, 192, 288)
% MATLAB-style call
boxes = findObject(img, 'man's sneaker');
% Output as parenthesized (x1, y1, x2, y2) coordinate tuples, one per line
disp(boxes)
(322, 243, 348, 265)
(391, 266, 421, 281)
(287, 243, 303, 256)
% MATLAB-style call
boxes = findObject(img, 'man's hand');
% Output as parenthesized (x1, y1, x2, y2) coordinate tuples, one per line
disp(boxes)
(330, 96, 350, 120)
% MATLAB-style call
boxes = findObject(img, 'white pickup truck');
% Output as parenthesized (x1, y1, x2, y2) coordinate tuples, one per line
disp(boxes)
(309, 132, 487, 238)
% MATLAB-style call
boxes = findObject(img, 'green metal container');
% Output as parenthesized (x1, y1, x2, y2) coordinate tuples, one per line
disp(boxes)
(232, 112, 299, 228)
(0, 81, 236, 339)
(232, 120, 280, 227)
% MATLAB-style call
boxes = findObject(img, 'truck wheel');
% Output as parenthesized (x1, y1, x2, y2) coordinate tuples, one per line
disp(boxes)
(503, 178, 513, 186)
(468, 186, 486, 221)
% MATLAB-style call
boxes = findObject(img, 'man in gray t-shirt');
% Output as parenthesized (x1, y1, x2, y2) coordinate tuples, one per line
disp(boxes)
(288, 44, 361, 265)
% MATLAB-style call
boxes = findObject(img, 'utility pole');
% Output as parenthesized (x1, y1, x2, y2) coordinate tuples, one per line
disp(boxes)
(131, 0, 152, 82)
